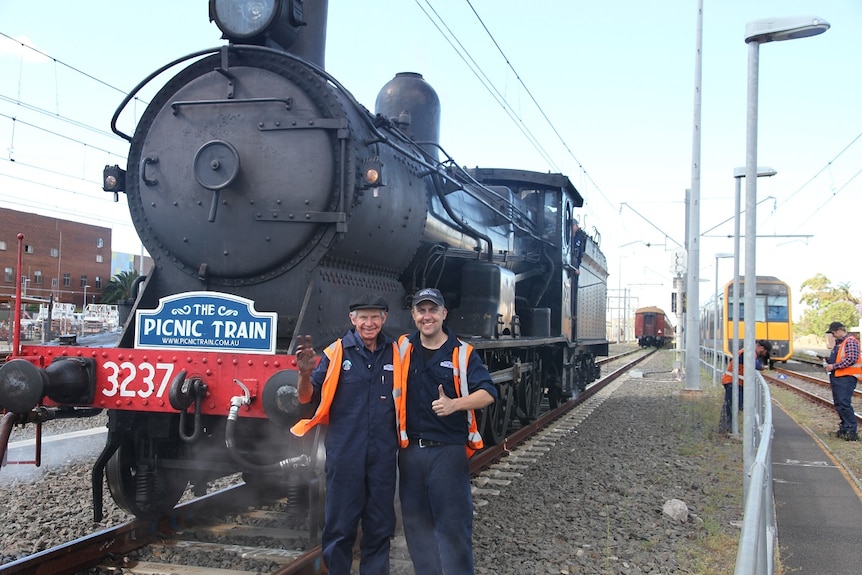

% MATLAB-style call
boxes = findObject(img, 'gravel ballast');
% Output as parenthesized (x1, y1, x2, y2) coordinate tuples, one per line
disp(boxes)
(1, 350, 755, 572)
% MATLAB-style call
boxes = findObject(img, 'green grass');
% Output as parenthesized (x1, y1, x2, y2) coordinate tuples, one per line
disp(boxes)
(673, 378, 747, 574)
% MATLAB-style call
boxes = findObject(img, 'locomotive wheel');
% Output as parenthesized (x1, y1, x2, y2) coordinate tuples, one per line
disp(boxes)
(106, 440, 188, 519)
(480, 383, 513, 445)
(518, 370, 543, 425)
(547, 384, 562, 410)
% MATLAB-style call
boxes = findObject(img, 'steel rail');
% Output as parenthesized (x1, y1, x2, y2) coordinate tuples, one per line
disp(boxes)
(2, 349, 655, 575)
(0, 484, 261, 575)
(764, 372, 862, 425)
(773, 366, 862, 399)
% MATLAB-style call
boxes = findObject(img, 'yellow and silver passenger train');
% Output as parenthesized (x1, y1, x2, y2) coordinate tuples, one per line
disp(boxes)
(701, 275, 792, 367)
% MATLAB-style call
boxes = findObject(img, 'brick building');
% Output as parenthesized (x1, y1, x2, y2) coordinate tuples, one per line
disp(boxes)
(0, 207, 113, 307)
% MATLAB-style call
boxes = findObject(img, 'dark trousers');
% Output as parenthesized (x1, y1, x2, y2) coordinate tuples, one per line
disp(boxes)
(721, 383, 743, 431)
(398, 443, 474, 575)
(322, 447, 396, 574)
(830, 374, 858, 434)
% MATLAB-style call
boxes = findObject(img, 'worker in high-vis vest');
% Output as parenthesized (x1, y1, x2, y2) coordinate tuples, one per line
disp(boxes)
(824, 321, 861, 441)
(291, 293, 400, 575)
(398, 288, 497, 575)
(719, 339, 770, 433)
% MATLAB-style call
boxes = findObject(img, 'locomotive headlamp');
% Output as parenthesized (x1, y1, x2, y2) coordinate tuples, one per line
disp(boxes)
(364, 168, 380, 185)
(102, 164, 126, 201)
(210, 0, 279, 39)
(209, 0, 304, 41)
(361, 158, 385, 193)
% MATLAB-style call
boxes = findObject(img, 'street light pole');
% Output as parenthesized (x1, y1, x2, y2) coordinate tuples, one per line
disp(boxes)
(713, 253, 733, 387)
(683, 0, 704, 391)
(731, 166, 776, 437)
(83, 285, 90, 311)
(742, 15, 829, 498)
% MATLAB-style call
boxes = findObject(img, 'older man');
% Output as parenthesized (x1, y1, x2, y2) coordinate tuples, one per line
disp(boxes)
(292, 293, 399, 574)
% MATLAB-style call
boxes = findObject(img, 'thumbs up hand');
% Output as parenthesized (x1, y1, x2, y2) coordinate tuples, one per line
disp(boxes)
(432, 384, 456, 417)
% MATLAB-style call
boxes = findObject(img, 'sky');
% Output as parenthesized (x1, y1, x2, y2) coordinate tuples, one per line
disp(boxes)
(0, 0, 860, 324)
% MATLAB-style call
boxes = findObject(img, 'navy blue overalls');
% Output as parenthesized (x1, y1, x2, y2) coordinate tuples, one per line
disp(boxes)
(310, 329, 397, 574)
(397, 328, 497, 575)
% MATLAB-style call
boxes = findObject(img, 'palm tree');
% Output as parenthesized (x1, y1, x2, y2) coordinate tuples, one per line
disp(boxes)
(834, 282, 859, 305)
(99, 270, 141, 304)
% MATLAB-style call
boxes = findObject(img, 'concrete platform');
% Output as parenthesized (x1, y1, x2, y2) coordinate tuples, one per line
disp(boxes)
(771, 404, 862, 574)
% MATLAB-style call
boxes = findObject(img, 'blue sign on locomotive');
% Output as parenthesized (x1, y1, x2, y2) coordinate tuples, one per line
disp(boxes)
(135, 292, 277, 354)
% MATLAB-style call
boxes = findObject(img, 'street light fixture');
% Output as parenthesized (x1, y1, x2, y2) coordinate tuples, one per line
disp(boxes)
(730, 166, 776, 438)
(742, 15, 829, 497)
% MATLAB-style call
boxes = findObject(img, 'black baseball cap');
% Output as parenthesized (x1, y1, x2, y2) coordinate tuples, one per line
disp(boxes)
(349, 293, 389, 312)
(412, 288, 445, 308)
(826, 321, 845, 333)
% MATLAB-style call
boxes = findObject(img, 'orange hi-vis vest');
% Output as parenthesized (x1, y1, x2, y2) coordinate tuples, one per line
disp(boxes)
(290, 339, 405, 437)
(834, 336, 862, 380)
(721, 350, 746, 385)
(396, 335, 484, 455)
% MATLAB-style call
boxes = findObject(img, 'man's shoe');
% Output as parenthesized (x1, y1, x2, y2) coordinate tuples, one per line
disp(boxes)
(832, 430, 847, 439)
(844, 432, 859, 442)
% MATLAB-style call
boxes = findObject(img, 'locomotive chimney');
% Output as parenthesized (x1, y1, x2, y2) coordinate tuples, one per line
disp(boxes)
(375, 72, 441, 161)
(284, 0, 328, 69)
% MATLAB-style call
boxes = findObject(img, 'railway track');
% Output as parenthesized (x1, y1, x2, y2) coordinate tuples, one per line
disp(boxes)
(0, 348, 654, 575)
(765, 362, 862, 425)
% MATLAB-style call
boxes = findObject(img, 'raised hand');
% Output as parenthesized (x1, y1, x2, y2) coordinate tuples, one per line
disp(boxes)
(295, 334, 316, 375)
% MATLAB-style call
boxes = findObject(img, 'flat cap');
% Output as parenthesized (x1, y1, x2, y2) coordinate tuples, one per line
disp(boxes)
(349, 293, 389, 312)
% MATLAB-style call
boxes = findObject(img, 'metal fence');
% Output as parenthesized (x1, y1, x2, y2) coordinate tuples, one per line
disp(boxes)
(701, 346, 775, 574)
(734, 371, 775, 574)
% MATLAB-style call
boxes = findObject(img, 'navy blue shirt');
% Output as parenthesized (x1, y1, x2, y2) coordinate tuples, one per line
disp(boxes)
(404, 327, 497, 444)
(310, 329, 397, 456)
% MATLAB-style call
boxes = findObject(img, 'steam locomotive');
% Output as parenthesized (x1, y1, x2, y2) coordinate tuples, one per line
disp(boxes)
(0, 0, 608, 522)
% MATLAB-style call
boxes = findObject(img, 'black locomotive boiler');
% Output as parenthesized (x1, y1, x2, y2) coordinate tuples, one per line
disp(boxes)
(0, 0, 609, 521)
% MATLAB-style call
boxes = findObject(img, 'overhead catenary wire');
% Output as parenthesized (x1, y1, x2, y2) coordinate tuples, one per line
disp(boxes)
(0, 169, 135, 230)
(0, 33, 140, 238)
(462, 0, 613, 211)
(0, 112, 125, 160)
(414, 0, 620, 234)
(0, 31, 134, 98)
(776, 129, 862, 210)
(413, 0, 560, 172)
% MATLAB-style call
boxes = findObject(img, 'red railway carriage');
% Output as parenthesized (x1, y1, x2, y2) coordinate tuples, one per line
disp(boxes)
(634, 307, 673, 348)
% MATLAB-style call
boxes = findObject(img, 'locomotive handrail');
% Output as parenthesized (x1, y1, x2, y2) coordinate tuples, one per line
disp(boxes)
(416, 142, 553, 246)
(169, 96, 294, 114)
(429, 171, 494, 261)
(111, 47, 221, 142)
